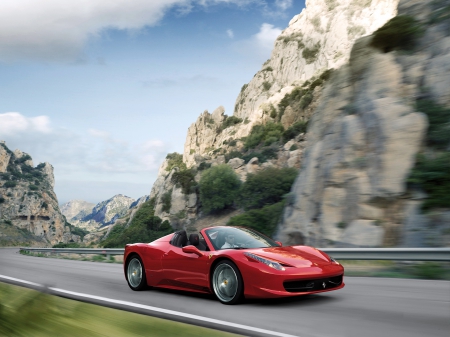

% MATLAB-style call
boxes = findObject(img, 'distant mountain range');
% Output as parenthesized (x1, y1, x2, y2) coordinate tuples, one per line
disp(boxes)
(61, 194, 149, 232)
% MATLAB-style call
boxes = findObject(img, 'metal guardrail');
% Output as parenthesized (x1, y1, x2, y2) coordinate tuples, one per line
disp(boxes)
(320, 248, 450, 262)
(19, 247, 450, 261)
(20, 248, 124, 259)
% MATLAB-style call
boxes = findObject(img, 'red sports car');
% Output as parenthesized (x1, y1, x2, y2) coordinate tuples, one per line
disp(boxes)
(124, 226, 344, 304)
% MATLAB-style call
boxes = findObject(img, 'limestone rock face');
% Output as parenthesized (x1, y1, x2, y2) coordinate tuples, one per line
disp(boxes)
(183, 0, 399, 167)
(276, 0, 449, 247)
(0, 142, 78, 246)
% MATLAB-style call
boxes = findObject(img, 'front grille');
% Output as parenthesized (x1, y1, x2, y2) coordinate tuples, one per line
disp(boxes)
(283, 274, 343, 293)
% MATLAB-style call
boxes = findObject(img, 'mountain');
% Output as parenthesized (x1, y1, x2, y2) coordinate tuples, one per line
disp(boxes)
(60, 200, 95, 222)
(66, 194, 136, 232)
(0, 141, 80, 246)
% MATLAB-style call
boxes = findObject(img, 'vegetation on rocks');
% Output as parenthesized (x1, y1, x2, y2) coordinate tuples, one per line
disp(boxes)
(228, 201, 286, 238)
(302, 43, 321, 64)
(244, 122, 284, 149)
(416, 98, 450, 149)
(165, 153, 186, 172)
(161, 191, 172, 213)
(171, 169, 197, 194)
(408, 153, 450, 210)
(217, 115, 243, 133)
(370, 15, 424, 52)
(238, 167, 298, 210)
(199, 165, 241, 214)
(102, 200, 171, 248)
(283, 121, 308, 141)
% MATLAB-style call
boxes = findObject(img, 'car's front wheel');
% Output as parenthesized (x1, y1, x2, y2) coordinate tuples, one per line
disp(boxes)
(212, 260, 243, 304)
(126, 255, 147, 291)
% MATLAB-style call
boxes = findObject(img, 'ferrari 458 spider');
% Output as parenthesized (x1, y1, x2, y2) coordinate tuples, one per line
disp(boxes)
(124, 226, 344, 304)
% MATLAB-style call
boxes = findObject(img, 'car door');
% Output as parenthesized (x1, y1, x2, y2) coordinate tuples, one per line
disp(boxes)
(161, 244, 210, 292)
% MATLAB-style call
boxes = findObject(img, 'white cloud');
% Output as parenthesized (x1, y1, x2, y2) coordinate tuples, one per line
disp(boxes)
(233, 22, 282, 61)
(0, 112, 51, 135)
(254, 23, 282, 50)
(275, 0, 293, 11)
(227, 29, 234, 38)
(0, 0, 261, 62)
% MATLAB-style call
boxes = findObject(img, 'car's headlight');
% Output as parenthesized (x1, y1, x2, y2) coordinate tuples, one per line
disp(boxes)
(330, 256, 340, 264)
(244, 252, 285, 271)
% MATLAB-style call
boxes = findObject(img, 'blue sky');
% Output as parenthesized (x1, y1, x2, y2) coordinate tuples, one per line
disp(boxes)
(0, 0, 305, 204)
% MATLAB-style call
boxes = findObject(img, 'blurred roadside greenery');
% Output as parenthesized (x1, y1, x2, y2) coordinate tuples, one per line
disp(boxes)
(0, 282, 238, 337)
(101, 199, 172, 248)
(341, 260, 450, 280)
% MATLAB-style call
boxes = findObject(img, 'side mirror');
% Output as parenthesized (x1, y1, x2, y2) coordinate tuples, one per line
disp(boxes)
(275, 241, 283, 247)
(182, 245, 204, 257)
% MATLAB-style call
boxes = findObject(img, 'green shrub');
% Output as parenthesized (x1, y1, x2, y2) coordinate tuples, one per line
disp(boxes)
(165, 153, 186, 172)
(4, 181, 16, 188)
(0, 197, 5, 203)
(199, 165, 241, 214)
(238, 167, 298, 210)
(29, 184, 38, 191)
(218, 116, 243, 133)
(227, 201, 286, 237)
(198, 162, 212, 171)
(65, 223, 89, 240)
(283, 121, 308, 141)
(229, 139, 237, 146)
(244, 123, 284, 149)
(240, 84, 248, 93)
(161, 191, 172, 213)
(101, 201, 172, 248)
(299, 91, 314, 109)
(225, 151, 243, 162)
(171, 169, 197, 194)
(302, 43, 321, 64)
(370, 15, 424, 52)
(262, 81, 272, 91)
(289, 144, 298, 151)
(263, 66, 273, 72)
(41, 202, 48, 209)
(416, 98, 450, 149)
(408, 153, 450, 210)
(412, 262, 447, 280)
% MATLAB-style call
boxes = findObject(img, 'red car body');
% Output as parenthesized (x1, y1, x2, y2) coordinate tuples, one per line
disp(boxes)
(123, 226, 344, 300)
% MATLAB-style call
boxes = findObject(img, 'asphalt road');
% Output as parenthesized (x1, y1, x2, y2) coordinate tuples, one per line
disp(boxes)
(0, 248, 449, 337)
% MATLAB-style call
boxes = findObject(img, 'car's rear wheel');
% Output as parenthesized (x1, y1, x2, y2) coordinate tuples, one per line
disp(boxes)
(212, 260, 243, 304)
(126, 255, 147, 291)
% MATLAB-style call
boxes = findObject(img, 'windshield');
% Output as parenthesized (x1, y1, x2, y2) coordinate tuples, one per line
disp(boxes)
(205, 227, 279, 250)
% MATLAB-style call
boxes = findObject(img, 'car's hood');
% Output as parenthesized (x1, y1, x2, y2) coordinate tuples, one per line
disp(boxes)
(248, 246, 331, 268)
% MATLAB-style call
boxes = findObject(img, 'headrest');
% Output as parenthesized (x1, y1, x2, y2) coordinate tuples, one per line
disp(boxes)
(170, 230, 187, 247)
(189, 234, 199, 246)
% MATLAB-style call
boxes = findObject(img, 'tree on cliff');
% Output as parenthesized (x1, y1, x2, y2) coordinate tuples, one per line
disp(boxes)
(199, 164, 241, 214)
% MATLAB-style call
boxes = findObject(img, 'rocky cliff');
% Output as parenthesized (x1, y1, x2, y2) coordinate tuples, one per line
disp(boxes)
(275, 0, 450, 247)
(183, 0, 400, 167)
(0, 141, 80, 246)
(143, 0, 450, 248)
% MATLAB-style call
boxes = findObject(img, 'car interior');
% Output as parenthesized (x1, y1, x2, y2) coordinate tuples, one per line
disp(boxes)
(169, 230, 209, 251)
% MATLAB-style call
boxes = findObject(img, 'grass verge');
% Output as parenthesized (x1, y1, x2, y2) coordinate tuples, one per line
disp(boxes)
(0, 282, 239, 337)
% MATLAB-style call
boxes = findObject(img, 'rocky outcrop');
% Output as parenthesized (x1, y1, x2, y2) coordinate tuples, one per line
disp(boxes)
(275, 0, 450, 247)
(0, 142, 79, 245)
(183, 0, 400, 167)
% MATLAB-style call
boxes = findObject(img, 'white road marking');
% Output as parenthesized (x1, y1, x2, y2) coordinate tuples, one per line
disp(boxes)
(0, 274, 299, 337)
(0, 274, 41, 287)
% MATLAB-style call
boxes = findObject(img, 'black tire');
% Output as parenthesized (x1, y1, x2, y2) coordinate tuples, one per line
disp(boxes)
(211, 260, 243, 304)
(126, 255, 147, 291)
